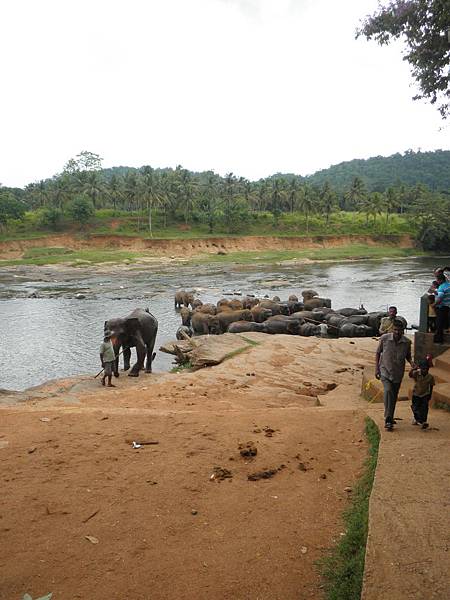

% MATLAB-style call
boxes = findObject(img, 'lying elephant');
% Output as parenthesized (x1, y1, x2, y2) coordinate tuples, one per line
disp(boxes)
(251, 305, 273, 323)
(105, 307, 158, 376)
(326, 314, 348, 329)
(272, 295, 281, 302)
(288, 294, 299, 302)
(191, 312, 220, 335)
(227, 321, 265, 333)
(346, 314, 369, 326)
(299, 322, 320, 336)
(304, 297, 332, 310)
(286, 300, 304, 313)
(174, 290, 195, 308)
(180, 307, 192, 326)
(366, 311, 388, 332)
(217, 309, 253, 333)
(176, 325, 192, 340)
(263, 319, 302, 335)
(337, 307, 367, 317)
(339, 323, 373, 337)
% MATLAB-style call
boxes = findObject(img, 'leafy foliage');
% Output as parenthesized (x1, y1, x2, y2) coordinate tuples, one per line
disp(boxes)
(68, 196, 95, 225)
(357, 0, 450, 118)
(0, 190, 26, 226)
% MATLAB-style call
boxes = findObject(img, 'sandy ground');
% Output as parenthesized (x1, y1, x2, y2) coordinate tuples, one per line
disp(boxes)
(0, 335, 375, 600)
(1, 334, 448, 600)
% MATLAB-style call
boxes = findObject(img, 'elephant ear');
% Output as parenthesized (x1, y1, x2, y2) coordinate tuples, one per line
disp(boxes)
(124, 317, 140, 335)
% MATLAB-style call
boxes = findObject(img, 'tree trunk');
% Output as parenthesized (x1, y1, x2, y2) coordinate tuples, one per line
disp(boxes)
(148, 198, 153, 237)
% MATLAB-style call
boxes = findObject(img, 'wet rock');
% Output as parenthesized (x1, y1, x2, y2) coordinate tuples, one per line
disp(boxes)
(75, 293, 86, 299)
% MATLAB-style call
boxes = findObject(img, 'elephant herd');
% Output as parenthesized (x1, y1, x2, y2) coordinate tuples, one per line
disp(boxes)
(174, 289, 391, 340)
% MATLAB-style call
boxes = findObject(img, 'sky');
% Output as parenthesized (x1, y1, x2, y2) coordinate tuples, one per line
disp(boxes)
(1, 0, 448, 188)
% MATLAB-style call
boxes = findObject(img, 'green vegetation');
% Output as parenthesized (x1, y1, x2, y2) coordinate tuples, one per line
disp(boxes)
(433, 401, 450, 413)
(170, 361, 193, 373)
(1, 248, 140, 267)
(358, 1, 450, 119)
(194, 245, 424, 266)
(318, 417, 380, 600)
(1, 149, 449, 252)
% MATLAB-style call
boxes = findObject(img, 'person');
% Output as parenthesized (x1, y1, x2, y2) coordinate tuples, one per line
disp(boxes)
(433, 272, 450, 343)
(100, 330, 116, 387)
(409, 359, 435, 429)
(427, 266, 449, 294)
(379, 306, 407, 335)
(376, 319, 414, 430)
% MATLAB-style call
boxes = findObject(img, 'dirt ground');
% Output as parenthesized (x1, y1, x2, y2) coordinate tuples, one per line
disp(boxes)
(0, 335, 376, 600)
(0, 232, 413, 260)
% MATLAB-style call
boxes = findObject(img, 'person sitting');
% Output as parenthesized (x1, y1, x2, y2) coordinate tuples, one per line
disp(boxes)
(379, 306, 407, 335)
(433, 272, 450, 344)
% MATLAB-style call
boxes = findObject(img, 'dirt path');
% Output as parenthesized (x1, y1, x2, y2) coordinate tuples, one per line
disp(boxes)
(0, 334, 448, 600)
(362, 401, 450, 600)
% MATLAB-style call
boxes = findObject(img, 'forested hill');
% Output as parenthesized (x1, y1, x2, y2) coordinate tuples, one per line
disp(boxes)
(305, 150, 450, 192)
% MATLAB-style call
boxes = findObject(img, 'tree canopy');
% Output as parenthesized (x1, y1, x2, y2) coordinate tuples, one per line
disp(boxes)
(357, 0, 450, 118)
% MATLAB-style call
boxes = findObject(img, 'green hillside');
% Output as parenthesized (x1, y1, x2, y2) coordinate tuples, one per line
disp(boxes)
(306, 150, 450, 192)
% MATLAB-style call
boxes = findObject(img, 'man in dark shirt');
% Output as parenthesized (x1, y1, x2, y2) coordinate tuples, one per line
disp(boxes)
(375, 319, 414, 430)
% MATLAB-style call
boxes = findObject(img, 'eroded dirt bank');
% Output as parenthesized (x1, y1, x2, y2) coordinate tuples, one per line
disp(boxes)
(0, 233, 414, 259)
(0, 334, 375, 600)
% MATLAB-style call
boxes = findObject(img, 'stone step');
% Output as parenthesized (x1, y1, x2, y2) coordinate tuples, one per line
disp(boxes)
(429, 366, 450, 384)
(435, 349, 450, 371)
(432, 382, 450, 409)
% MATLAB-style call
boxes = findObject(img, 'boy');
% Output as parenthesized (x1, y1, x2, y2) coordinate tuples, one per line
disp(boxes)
(100, 331, 116, 387)
(409, 359, 435, 429)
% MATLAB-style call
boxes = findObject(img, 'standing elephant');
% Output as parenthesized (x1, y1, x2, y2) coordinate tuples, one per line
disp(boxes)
(105, 308, 158, 377)
(217, 309, 253, 333)
(191, 312, 220, 335)
(174, 290, 195, 308)
(180, 307, 192, 326)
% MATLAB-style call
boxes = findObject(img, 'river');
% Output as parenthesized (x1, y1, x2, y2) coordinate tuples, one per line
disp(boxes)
(0, 256, 443, 391)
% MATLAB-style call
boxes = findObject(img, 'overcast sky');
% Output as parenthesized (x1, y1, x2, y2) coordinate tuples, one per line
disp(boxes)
(1, 0, 448, 188)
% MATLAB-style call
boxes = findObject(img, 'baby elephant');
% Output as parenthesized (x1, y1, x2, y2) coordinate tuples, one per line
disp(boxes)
(191, 312, 220, 335)
(180, 307, 192, 326)
(176, 325, 192, 340)
(263, 319, 302, 335)
(174, 290, 195, 308)
(217, 309, 253, 333)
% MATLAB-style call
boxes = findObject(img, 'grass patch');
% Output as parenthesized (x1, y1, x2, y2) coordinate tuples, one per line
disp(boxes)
(194, 244, 423, 266)
(170, 361, 193, 373)
(318, 416, 380, 600)
(433, 401, 450, 412)
(238, 336, 262, 346)
(0, 248, 141, 266)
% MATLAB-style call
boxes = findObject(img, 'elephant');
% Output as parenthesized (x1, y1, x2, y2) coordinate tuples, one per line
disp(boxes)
(229, 299, 244, 311)
(242, 296, 260, 309)
(105, 308, 158, 377)
(286, 300, 304, 314)
(301, 289, 318, 301)
(180, 307, 192, 326)
(339, 323, 373, 337)
(337, 307, 367, 317)
(288, 294, 299, 302)
(262, 319, 302, 335)
(304, 297, 332, 310)
(291, 310, 317, 321)
(217, 299, 231, 310)
(217, 309, 253, 333)
(191, 312, 220, 335)
(310, 309, 329, 322)
(346, 314, 370, 326)
(191, 299, 203, 309)
(299, 323, 320, 336)
(259, 300, 289, 315)
(251, 305, 273, 323)
(272, 296, 281, 302)
(266, 314, 305, 324)
(176, 325, 192, 340)
(326, 314, 348, 329)
(227, 321, 265, 333)
(196, 303, 217, 315)
(366, 311, 388, 333)
(174, 290, 195, 308)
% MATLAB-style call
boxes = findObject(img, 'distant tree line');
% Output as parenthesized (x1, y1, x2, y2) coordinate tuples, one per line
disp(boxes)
(0, 149, 449, 251)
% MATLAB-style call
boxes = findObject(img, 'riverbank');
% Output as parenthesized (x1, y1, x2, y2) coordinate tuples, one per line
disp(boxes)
(0, 233, 420, 267)
(1, 334, 448, 600)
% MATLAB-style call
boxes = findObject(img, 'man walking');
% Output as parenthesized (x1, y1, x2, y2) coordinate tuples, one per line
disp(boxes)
(376, 319, 414, 430)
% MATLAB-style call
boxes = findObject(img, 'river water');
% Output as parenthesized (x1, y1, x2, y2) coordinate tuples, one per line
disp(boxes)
(0, 256, 444, 391)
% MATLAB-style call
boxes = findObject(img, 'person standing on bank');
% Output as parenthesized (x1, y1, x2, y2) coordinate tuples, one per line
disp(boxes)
(375, 319, 414, 430)
(433, 272, 450, 344)
(100, 331, 116, 387)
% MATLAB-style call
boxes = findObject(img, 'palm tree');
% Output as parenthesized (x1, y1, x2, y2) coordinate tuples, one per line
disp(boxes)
(81, 170, 104, 209)
(269, 178, 285, 226)
(345, 177, 367, 211)
(320, 181, 336, 229)
(287, 179, 298, 213)
(384, 187, 399, 229)
(139, 166, 164, 237)
(367, 192, 385, 225)
(107, 174, 124, 212)
(298, 184, 316, 233)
